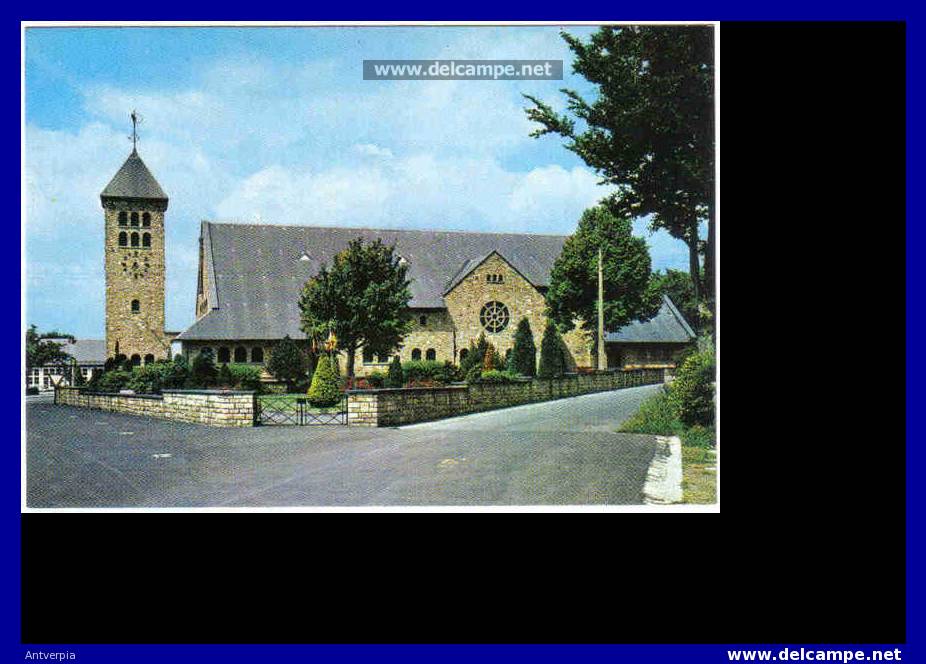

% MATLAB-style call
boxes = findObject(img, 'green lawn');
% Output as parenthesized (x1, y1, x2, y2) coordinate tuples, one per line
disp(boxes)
(258, 393, 344, 413)
(618, 389, 717, 504)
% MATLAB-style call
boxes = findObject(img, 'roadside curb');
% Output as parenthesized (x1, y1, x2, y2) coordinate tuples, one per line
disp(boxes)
(643, 435, 683, 504)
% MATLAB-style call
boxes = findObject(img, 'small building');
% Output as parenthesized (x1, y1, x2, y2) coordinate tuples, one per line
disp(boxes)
(27, 338, 106, 392)
(605, 295, 697, 369)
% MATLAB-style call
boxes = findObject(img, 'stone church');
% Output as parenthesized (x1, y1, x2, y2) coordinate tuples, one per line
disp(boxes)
(101, 145, 695, 377)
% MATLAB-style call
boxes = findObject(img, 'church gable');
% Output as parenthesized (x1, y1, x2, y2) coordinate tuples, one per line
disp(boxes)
(443, 251, 548, 359)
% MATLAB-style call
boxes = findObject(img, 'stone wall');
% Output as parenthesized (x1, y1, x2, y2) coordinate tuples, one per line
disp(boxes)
(347, 369, 664, 427)
(103, 199, 171, 363)
(55, 386, 256, 427)
(607, 342, 692, 369)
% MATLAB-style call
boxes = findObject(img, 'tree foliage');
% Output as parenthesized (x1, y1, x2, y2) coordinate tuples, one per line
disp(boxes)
(266, 335, 308, 389)
(299, 238, 412, 378)
(191, 348, 218, 387)
(524, 25, 715, 309)
(508, 317, 537, 376)
(307, 354, 341, 406)
(25, 325, 73, 368)
(459, 333, 490, 377)
(670, 346, 715, 427)
(538, 322, 567, 379)
(546, 205, 661, 338)
(386, 355, 404, 388)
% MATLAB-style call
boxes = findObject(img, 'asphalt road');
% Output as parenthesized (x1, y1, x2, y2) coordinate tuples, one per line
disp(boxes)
(26, 384, 662, 507)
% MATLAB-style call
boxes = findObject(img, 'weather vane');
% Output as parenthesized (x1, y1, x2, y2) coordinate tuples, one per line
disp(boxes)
(129, 110, 140, 150)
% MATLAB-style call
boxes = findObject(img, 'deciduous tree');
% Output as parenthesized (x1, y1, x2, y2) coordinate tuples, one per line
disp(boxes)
(300, 238, 412, 379)
(525, 25, 715, 313)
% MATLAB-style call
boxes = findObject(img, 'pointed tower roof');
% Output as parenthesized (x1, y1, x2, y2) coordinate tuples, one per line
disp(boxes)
(100, 149, 168, 204)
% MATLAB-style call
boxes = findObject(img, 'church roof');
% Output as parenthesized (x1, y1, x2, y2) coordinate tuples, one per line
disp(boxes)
(605, 295, 696, 343)
(176, 221, 698, 345)
(100, 149, 168, 202)
(177, 222, 567, 341)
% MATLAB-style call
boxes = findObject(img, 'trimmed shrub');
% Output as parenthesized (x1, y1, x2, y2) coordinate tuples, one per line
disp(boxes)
(386, 355, 404, 388)
(307, 355, 341, 407)
(95, 370, 132, 393)
(217, 363, 234, 388)
(366, 371, 386, 389)
(227, 364, 263, 392)
(508, 317, 537, 376)
(538, 322, 566, 379)
(473, 369, 521, 384)
(400, 360, 461, 385)
(434, 360, 463, 384)
(670, 347, 715, 427)
(464, 365, 483, 384)
(162, 355, 190, 389)
(191, 349, 218, 387)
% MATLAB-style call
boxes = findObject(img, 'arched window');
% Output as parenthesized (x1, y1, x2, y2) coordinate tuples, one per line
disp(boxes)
(142, 233, 151, 247)
(118, 211, 127, 226)
(459, 348, 469, 363)
(411, 348, 422, 361)
(234, 346, 248, 363)
(131, 299, 140, 313)
(419, 315, 427, 326)
(144, 354, 154, 365)
(217, 347, 231, 364)
(130, 354, 141, 367)
(363, 348, 374, 363)
(426, 348, 436, 361)
(118, 232, 128, 247)
(142, 212, 151, 227)
(131, 232, 139, 247)
(251, 347, 264, 363)
(130, 212, 139, 226)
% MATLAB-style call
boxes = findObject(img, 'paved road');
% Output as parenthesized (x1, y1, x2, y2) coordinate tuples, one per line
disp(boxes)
(26, 384, 662, 507)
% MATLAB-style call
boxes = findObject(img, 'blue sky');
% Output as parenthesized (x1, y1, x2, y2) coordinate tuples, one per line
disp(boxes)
(25, 26, 691, 338)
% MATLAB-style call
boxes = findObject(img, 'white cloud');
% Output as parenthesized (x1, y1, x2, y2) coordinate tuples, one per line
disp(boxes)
(214, 155, 612, 235)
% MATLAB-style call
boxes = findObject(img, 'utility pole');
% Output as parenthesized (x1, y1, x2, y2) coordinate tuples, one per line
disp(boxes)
(598, 247, 607, 371)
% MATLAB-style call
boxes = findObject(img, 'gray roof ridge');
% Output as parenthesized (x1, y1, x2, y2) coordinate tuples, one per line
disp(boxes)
(202, 219, 569, 238)
(661, 294, 697, 339)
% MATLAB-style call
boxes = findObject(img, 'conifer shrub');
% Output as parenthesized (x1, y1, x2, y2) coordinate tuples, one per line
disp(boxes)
(508, 317, 537, 376)
(538, 322, 566, 379)
(307, 355, 341, 406)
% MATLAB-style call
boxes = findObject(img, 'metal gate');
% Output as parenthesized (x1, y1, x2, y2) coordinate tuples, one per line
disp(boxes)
(256, 394, 348, 425)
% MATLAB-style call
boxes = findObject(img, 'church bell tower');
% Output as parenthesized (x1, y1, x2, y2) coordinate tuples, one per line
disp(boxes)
(100, 112, 170, 366)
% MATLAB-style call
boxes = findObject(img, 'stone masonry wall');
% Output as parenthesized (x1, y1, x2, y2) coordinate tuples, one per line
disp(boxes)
(103, 199, 171, 363)
(347, 369, 664, 427)
(55, 386, 256, 427)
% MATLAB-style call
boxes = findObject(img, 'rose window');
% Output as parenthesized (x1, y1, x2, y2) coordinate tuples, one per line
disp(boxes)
(480, 301, 510, 333)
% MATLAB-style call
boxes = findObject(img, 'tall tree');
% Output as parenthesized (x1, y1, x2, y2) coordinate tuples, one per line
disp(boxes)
(524, 25, 715, 311)
(299, 238, 412, 379)
(546, 205, 661, 359)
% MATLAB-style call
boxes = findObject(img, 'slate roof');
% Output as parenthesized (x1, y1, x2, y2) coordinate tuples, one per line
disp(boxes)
(100, 149, 168, 202)
(176, 221, 698, 345)
(45, 339, 107, 365)
(605, 295, 696, 343)
(178, 222, 567, 341)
